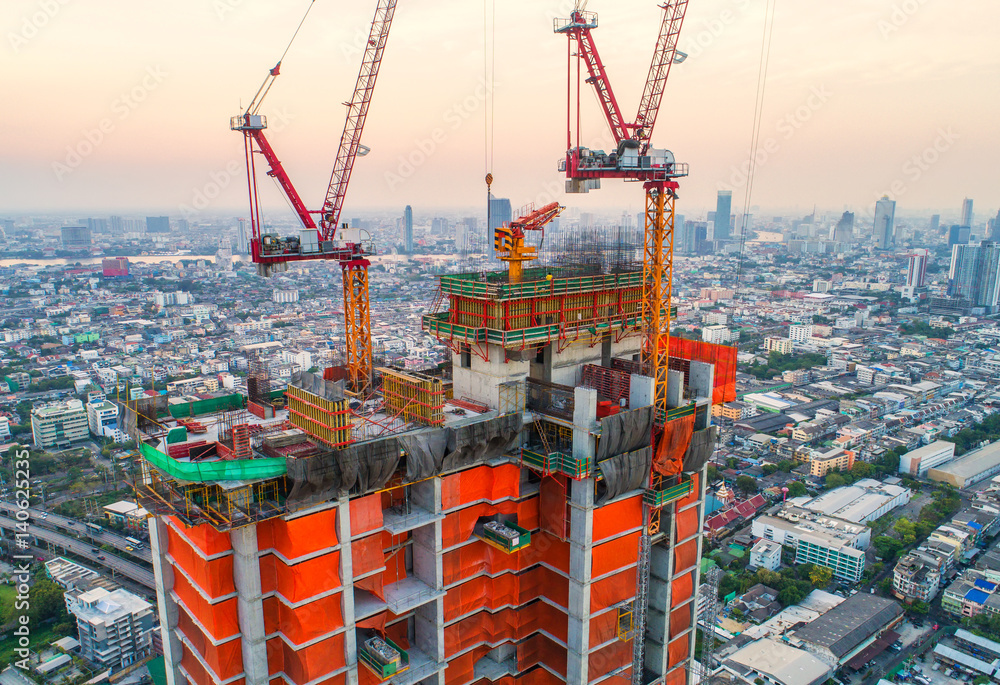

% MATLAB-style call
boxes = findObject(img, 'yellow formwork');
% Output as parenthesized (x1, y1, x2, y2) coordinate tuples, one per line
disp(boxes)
(286, 384, 353, 448)
(380, 368, 445, 426)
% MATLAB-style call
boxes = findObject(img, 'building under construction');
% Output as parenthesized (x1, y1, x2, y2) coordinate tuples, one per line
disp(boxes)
(131, 255, 736, 685)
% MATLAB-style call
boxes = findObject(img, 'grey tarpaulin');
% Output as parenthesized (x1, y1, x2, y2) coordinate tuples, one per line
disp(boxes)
(596, 446, 653, 506)
(286, 438, 400, 506)
(683, 426, 718, 473)
(399, 429, 450, 481)
(595, 406, 654, 461)
(441, 413, 522, 473)
(289, 370, 345, 401)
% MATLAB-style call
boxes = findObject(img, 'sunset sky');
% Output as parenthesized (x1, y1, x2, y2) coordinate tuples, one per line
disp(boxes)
(2, 0, 998, 222)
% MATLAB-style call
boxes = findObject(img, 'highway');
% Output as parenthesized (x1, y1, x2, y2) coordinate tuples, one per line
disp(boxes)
(0, 502, 153, 564)
(0, 512, 154, 589)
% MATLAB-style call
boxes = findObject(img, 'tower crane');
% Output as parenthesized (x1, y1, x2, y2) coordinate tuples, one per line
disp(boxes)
(232, 0, 398, 394)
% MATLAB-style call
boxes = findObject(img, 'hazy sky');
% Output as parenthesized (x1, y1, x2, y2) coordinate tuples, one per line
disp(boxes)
(2, 0, 998, 222)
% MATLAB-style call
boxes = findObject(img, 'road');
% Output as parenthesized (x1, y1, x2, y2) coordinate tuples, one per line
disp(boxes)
(0, 512, 154, 588)
(0, 502, 152, 563)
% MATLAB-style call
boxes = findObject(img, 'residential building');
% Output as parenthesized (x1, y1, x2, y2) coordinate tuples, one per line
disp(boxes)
(749, 539, 782, 572)
(948, 241, 1000, 310)
(146, 216, 171, 233)
(0, 416, 9, 442)
(907, 249, 929, 288)
(31, 399, 88, 449)
(702, 325, 733, 344)
(808, 448, 855, 477)
(893, 547, 947, 603)
(789, 325, 813, 344)
(403, 204, 413, 254)
(273, 289, 299, 304)
(898, 440, 956, 477)
(68, 586, 155, 670)
(86, 394, 120, 439)
(833, 211, 854, 244)
(962, 198, 974, 228)
(874, 196, 896, 249)
(714, 190, 732, 242)
(764, 337, 794, 355)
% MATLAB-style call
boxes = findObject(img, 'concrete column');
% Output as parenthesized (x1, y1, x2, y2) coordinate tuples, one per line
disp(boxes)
(666, 369, 685, 408)
(573, 386, 598, 461)
(149, 518, 183, 685)
(566, 478, 595, 684)
(230, 525, 267, 685)
(414, 475, 445, 684)
(336, 499, 359, 685)
(629, 374, 655, 410)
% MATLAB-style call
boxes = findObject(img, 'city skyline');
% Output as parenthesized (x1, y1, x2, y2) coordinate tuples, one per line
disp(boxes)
(2, 1, 997, 219)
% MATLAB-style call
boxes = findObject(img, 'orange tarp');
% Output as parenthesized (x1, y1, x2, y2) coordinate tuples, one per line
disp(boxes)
(277, 633, 346, 685)
(352, 533, 385, 578)
(170, 516, 232, 557)
(442, 573, 572, 623)
(591, 567, 636, 613)
(592, 531, 640, 579)
(669, 337, 737, 405)
(260, 551, 342, 604)
(589, 609, 620, 649)
(441, 499, 539, 549)
(260, 507, 339, 560)
(444, 603, 570, 657)
(667, 635, 689, 670)
(654, 413, 695, 477)
(678, 471, 700, 508)
(674, 538, 698, 576)
(670, 606, 691, 638)
(445, 646, 491, 685)
(180, 644, 222, 685)
(517, 633, 567, 678)
(441, 463, 521, 510)
(261, 592, 344, 646)
(588, 641, 631, 679)
(350, 494, 383, 537)
(593, 495, 642, 542)
(539, 475, 568, 539)
(177, 606, 244, 682)
(171, 567, 240, 642)
(671, 571, 694, 609)
(676, 506, 699, 543)
(470, 669, 563, 685)
(166, 525, 235, 599)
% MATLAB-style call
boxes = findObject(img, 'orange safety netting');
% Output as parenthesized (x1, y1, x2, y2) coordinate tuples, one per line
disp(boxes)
(445, 646, 492, 685)
(664, 667, 687, 685)
(673, 538, 699, 576)
(350, 493, 383, 537)
(441, 534, 569, 592)
(177, 605, 244, 682)
(653, 413, 695, 477)
(259, 507, 339, 559)
(678, 471, 700, 508)
(517, 633, 567, 678)
(352, 533, 385, 578)
(675, 505, 699, 542)
(539, 475, 568, 539)
(444, 603, 570, 657)
(588, 641, 631, 679)
(385, 615, 410, 648)
(171, 566, 240, 641)
(382, 531, 409, 586)
(671, 571, 694, 610)
(591, 567, 636, 613)
(441, 500, 539, 549)
(667, 636, 689, 670)
(166, 525, 235, 599)
(260, 551, 342, 604)
(669, 337, 737, 405)
(470, 668, 564, 685)
(592, 531, 640, 579)
(276, 632, 346, 685)
(442, 572, 571, 622)
(441, 463, 521, 510)
(589, 609, 620, 649)
(593, 496, 642, 542)
(669, 605, 691, 638)
(262, 592, 344, 646)
(180, 644, 221, 685)
(170, 516, 233, 557)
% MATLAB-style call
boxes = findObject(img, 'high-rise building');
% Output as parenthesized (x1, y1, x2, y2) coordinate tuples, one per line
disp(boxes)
(961, 198, 974, 228)
(949, 241, 1000, 310)
(61, 225, 91, 250)
(675, 214, 690, 253)
(930, 214, 941, 234)
(488, 195, 512, 234)
(713, 190, 732, 241)
(693, 222, 709, 254)
(948, 224, 971, 248)
(833, 211, 855, 244)
(236, 218, 251, 255)
(110, 215, 125, 236)
(907, 249, 929, 288)
(31, 399, 89, 448)
(431, 217, 447, 235)
(86, 217, 108, 234)
(147, 216, 171, 233)
(989, 210, 1000, 241)
(873, 196, 896, 249)
(136, 259, 732, 685)
(403, 205, 414, 254)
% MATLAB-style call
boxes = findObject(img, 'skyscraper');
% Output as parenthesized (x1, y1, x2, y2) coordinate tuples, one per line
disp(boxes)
(948, 241, 1000, 310)
(110, 215, 124, 236)
(236, 218, 250, 255)
(948, 225, 971, 248)
(60, 225, 91, 249)
(961, 198, 974, 228)
(873, 196, 896, 249)
(990, 210, 1000, 241)
(403, 205, 413, 254)
(834, 211, 855, 244)
(146, 216, 170, 233)
(930, 214, 941, 234)
(907, 249, 929, 287)
(713, 190, 732, 241)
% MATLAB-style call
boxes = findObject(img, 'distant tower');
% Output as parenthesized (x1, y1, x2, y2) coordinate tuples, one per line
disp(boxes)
(714, 191, 732, 242)
(834, 211, 855, 244)
(403, 205, 413, 254)
(948, 225, 971, 248)
(874, 196, 896, 249)
(930, 214, 941, 234)
(990, 210, 1000, 241)
(961, 198, 974, 228)
(146, 216, 170, 234)
(907, 249, 929, 287)
(236, 218, 250, 255)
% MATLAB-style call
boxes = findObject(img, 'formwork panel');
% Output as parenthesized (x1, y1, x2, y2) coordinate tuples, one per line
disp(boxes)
(380, 368, 445, 426)
(286, 384, 352, 448)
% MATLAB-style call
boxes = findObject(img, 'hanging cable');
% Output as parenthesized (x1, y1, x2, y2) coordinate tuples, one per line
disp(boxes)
(735, 0, 777, 303)
(247, 0, 318, 115)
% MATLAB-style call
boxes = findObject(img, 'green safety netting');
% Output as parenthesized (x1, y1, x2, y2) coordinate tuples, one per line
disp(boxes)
(140, 443, 287, 482)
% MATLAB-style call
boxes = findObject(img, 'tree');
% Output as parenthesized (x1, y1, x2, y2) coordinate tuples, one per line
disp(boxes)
(907, 601, 929, 615)
(809, 566, 833, 587)
(707, 464, 719, 483)
(850, 461, 874, 479)
(736, 475, 758, 495)
(872, 535, 903, 560)
(787, 481, 808, 498)
(894, 518, 917, 546)
(777, 585, 807, 607)
(825, 472, 847, 490)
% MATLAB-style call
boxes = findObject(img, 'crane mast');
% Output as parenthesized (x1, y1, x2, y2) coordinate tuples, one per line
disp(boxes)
(231, 0, 398, 394)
